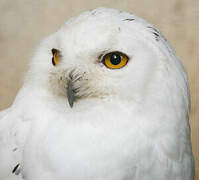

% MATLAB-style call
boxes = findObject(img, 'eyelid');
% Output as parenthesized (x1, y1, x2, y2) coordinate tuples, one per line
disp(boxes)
(101, 51, 129, 62)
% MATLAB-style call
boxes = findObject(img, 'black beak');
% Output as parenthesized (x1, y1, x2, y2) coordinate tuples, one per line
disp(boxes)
(67, 79, 75, 108)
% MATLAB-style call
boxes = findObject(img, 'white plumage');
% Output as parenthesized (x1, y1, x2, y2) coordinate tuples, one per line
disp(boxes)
(0, 7, 195, 180)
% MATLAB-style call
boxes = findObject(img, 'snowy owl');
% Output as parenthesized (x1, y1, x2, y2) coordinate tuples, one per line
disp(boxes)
(0, 7, 195, 180)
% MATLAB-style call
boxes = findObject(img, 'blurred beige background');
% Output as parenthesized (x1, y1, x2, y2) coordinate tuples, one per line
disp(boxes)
(0, 0, 198, 178)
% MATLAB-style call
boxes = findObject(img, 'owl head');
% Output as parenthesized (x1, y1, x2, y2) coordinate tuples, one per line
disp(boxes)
(24, 7, 189, 112)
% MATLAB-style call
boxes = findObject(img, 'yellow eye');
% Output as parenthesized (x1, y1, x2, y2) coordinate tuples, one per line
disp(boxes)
(102, 51, 129, 69)
(52, 48, 61, 66)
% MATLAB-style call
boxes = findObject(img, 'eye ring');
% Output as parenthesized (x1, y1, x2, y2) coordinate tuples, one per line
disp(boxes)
(102, 51, 129, 69)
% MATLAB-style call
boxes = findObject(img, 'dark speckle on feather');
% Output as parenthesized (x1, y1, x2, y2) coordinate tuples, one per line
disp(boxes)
(147, 26, 160, 33)
(12, 147, 17, 152)
(147, 26, 160, 41)
(123, 18, 135, 21)
(91, 11, 97, 15)
(153, 32, 160, 41)
(12, 164, 20, 175)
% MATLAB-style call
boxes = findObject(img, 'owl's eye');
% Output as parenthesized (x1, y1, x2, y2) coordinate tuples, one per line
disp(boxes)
(51, 48, 61, 66)
(102, 51, 129, 69)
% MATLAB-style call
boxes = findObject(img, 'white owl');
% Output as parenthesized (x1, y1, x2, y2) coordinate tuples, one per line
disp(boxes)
(0, 7, 195, 180)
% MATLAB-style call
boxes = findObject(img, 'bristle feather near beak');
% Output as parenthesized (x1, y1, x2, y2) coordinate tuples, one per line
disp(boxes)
(67, 80, 75, 108)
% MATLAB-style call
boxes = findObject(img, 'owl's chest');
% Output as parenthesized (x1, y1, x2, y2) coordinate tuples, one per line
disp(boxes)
(24, 104, 145, 179)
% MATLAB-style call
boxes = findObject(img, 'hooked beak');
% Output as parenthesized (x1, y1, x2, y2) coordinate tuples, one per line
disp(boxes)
(67, 79, 75, 108)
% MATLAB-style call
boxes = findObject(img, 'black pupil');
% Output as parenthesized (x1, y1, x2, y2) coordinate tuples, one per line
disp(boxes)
(110, 54, 121, 65)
